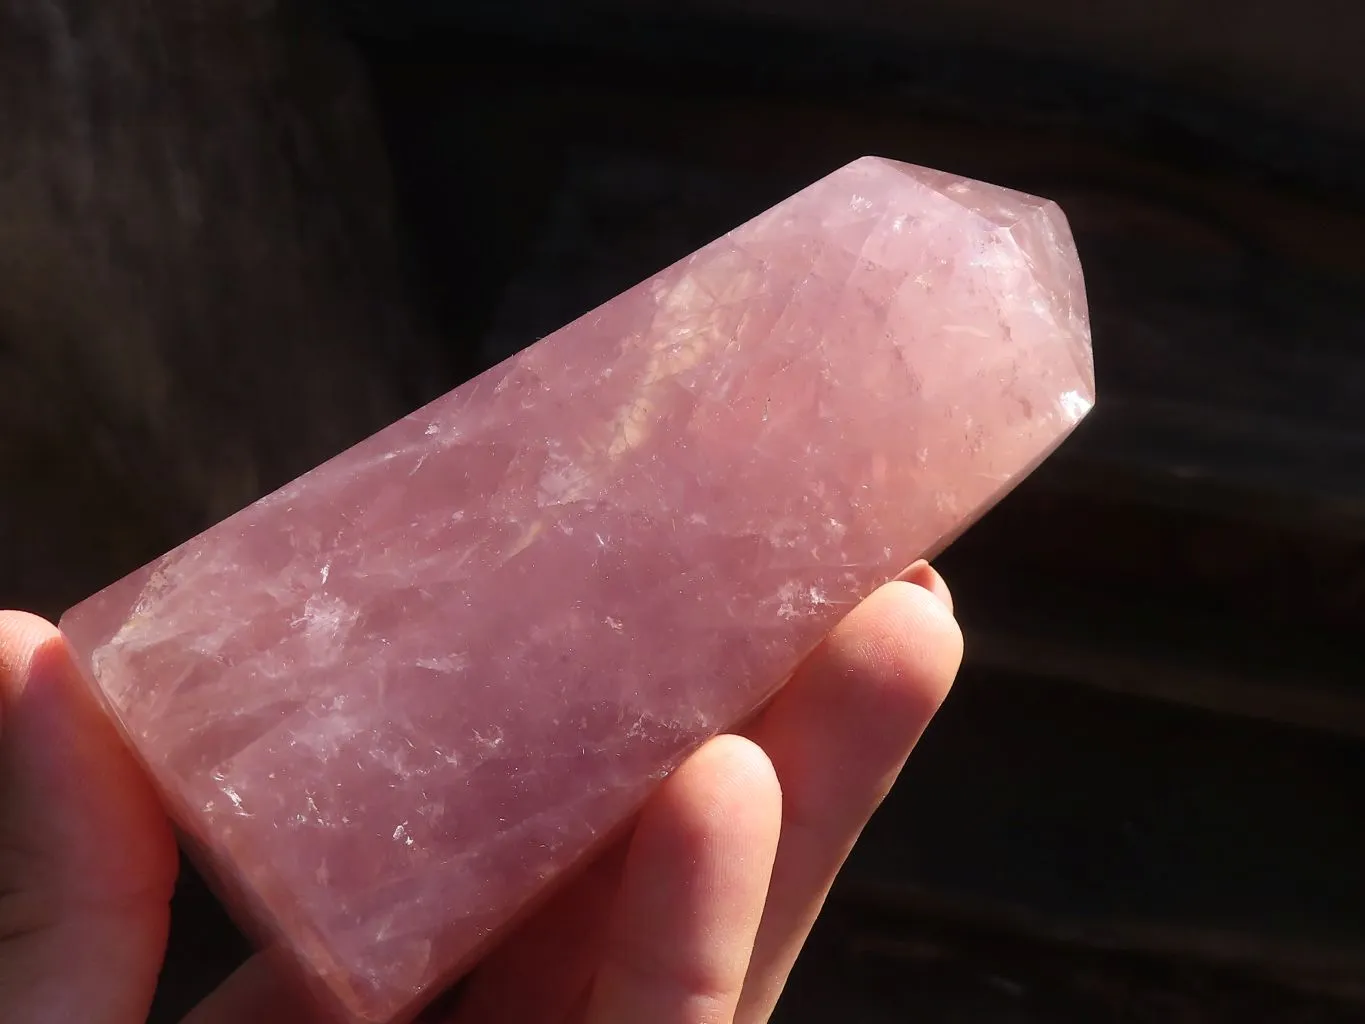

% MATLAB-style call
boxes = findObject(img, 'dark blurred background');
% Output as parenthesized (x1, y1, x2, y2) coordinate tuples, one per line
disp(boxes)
(3, 2, 1364, 1021)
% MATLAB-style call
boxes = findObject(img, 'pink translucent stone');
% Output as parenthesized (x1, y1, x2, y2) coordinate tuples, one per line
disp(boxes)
(60, 156, 1093, 1023)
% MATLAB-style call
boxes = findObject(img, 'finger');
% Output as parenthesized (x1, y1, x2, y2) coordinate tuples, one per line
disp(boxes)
(897, 558, 954, 614)
(446, 839, 629, 1024)
(736, 577, 962, 1023)
(0, 611, 179, 1024)
(585, 734, 782, 1024)
(182, 949, 334, 1024)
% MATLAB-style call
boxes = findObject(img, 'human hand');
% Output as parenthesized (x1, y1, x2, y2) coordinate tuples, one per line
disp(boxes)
(0, 563, 961, 1024)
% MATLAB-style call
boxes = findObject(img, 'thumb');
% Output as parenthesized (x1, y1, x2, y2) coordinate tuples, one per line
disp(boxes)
(0, 611, 179, 1024)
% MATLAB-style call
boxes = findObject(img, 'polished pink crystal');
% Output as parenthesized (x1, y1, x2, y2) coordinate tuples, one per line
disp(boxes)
(60, 156, 1093, 1023)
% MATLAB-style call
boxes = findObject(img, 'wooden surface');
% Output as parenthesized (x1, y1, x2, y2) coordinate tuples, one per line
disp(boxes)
(343, 0, 1365, 135)
(0, 0, 442, 620)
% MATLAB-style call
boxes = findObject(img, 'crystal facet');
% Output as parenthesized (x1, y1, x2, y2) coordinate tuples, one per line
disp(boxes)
(60, 156, 1094, 1024)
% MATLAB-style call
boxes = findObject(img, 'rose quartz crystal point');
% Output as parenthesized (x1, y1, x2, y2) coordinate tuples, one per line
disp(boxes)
(60, 156, 1093, 1023)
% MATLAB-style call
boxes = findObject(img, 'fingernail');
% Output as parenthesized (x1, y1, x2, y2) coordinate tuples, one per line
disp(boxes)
(896, 559, 931, 587)
(894, 560, 953, 612)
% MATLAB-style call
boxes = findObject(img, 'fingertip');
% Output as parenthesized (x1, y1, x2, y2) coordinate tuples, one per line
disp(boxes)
(744, 577, 963, 825)
(835, 578, 964, 720)
(659, 734, 782, 841)
(0, 611, 64, 692)
(723, 578, 963, 1022)
(182, 951, 335, 1024)
(586, 736, 780, 1023)
(0, 609, 59, 636)
(0, 606, 179, 910)
(636, 734, 782, 918)
(897, 559, 955, 614)
(0, 610, 177, 1024)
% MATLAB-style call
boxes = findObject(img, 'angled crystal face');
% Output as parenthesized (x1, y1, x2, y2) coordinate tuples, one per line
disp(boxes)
(60, 156, 1093, 1024)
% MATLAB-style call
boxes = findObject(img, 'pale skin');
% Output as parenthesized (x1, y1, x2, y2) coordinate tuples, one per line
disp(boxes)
(0, 562, 962, 1024)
